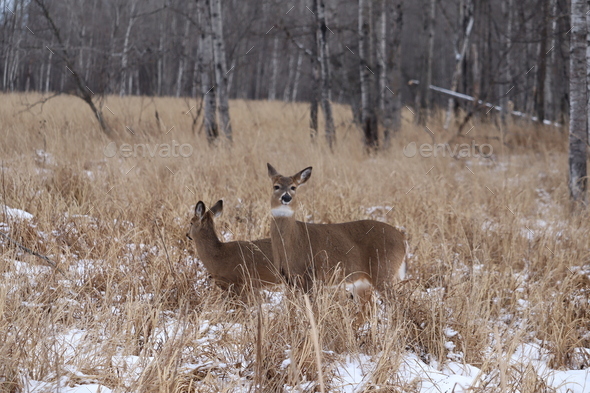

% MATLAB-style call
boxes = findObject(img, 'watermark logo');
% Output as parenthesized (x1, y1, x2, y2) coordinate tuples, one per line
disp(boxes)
(103, 141, 194, 158)
(403, 141, 493, 159)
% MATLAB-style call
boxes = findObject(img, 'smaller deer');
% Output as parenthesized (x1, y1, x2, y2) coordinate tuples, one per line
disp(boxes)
(186, 200, 278, 294)
(267, 164, 407, 305)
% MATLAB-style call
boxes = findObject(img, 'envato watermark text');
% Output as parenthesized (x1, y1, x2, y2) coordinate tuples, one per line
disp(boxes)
(103, 141, 193, 158)
(403, 141, 493, 159)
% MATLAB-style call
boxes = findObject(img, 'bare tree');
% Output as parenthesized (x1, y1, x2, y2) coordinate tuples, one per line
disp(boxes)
(291, 52, 303, 102)
(269, 35, 279, 100)
(197, 0, 218, 143)
(316, 0, 335, 148)
(443, 0, 474, 130)
(359, 0, 378, 149)
(209, 0, 232, 141)
(534, 0, 549, 123)
(309, 0, 320, 141)
(500, 0, 513, 127)
(383, 0, 404, 148)
(32, 0, 110, 134)
(418, 0, 436, 125)
(568, 0, 588, 203)
(120, 0, 138, 96)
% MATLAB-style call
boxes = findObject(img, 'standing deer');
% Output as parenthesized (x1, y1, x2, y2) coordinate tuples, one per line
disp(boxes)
(267, 164, 407, 305)
(186, 200, 278, 294)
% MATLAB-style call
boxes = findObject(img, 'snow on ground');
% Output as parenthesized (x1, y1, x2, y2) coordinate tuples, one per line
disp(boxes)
(1, 205, 34, 221)
(3, 199, 589, 392)
(16, 313, 589, 393)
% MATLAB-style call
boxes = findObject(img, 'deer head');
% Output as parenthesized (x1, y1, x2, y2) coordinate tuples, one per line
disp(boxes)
(267, 163, 312, 217)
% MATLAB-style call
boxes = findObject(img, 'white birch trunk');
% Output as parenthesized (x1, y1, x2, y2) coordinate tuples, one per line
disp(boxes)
(157, 20, 164, 96)
(45, 48, 53, 93)
(378, 1, 387, 112)
(419, 0, 436, 124)
(209, 0, 232, 140)
(120, 0, 137, 96)
(291, 52, 303, 102)
(317, 0, 335, 147)
(545, 0, 557, 122)
(500, 0, 513, 126)
(359, 0, 377, 148)
(197, 0, 218, 143)
(443, 12, 474, 130)
(176, 18, 191, 98)
(283, 54, 295, 102)
(569, 0, 588, 202)
(269, 35, 279, 100)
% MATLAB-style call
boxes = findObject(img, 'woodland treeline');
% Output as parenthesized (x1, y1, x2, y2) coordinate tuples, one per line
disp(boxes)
(1, 0, 571, 145)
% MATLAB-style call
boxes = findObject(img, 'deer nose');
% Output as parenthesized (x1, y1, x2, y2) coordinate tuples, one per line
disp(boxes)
(281, 193, 292, 204)
(186, 233, 192, 240)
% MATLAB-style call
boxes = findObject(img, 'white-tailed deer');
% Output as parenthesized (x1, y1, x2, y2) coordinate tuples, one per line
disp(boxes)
(186, 200, 279, 294)
(267, 164, 407, 304)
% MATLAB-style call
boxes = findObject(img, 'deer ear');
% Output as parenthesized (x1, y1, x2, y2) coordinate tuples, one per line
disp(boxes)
(210, 200, 223, 217)
(195, 201, 206, 219)
(294, 166, 312, 186)
(267, 163, 279, 178)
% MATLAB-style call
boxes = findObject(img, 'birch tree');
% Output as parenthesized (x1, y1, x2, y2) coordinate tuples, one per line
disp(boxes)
(310, 0, 319, 140)
(500, 0, 513, 127)
(197, 0, 218, 143)
(209, 0, 232, 141)
(383, 0, 403, 148)
(568, 0, 588, 203)
(418, 0, 436, 125)
(443, 0, 474, 130)
(359, 0, 378, 149)
(316, 0, 335, 148)
(119, 0, 138, 96)
(269, 35, 279, 100)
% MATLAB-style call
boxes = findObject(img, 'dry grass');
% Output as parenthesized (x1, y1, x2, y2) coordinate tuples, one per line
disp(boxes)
(0, 93, 588, 392)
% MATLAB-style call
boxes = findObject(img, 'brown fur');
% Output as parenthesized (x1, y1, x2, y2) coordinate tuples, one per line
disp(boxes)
(267, 164, 407, 300)
(187, 200, 279, 294)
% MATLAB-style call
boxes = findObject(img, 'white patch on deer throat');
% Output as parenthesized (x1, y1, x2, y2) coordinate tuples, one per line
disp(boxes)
(271, 205, 294, 217)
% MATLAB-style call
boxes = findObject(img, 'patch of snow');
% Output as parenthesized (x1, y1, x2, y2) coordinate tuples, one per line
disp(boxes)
(1, 205, 34, 221)
(333, 354, 373, 393)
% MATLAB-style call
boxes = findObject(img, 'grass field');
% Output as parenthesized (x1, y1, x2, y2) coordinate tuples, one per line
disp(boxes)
(0, 93, 588, 392)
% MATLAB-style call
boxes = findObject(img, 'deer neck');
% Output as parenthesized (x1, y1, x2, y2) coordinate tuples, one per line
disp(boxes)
(194, 224, 223, 264)
(270, 213, 300, 263)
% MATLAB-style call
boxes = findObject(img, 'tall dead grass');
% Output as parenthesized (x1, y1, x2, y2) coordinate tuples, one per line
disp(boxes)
(0, 93, 588, 392)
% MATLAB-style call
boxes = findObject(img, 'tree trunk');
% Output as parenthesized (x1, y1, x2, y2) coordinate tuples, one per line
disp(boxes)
(120, 0, 137, 96)
(418, 0, 436, 125)
(197, 0, 218, 143)
(269, 35, 279, 100)
(45, 46, 53, 93)
(283, 53, 295, 102)
(291, 52, 303, 102)
(545, 0, 557, 122)
(176, 17, 191, 98)
(209, 0, 232, 141)
(444, 2, 473, 130)
(568, 0, 588, 202)
(316, 0, 335, 148)
(309, 0, 319, 140)
(359, 0, 378, 149)
(378, 1, 387, 113)
(534, 0, 548, 123)
(383, 0, 403, 148)
(500, 0, 513, 126)
(157, 20, 164, 96)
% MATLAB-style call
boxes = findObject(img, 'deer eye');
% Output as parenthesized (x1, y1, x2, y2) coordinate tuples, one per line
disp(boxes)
(273, 185, 280, 191)
(290, 186, 296, 191)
